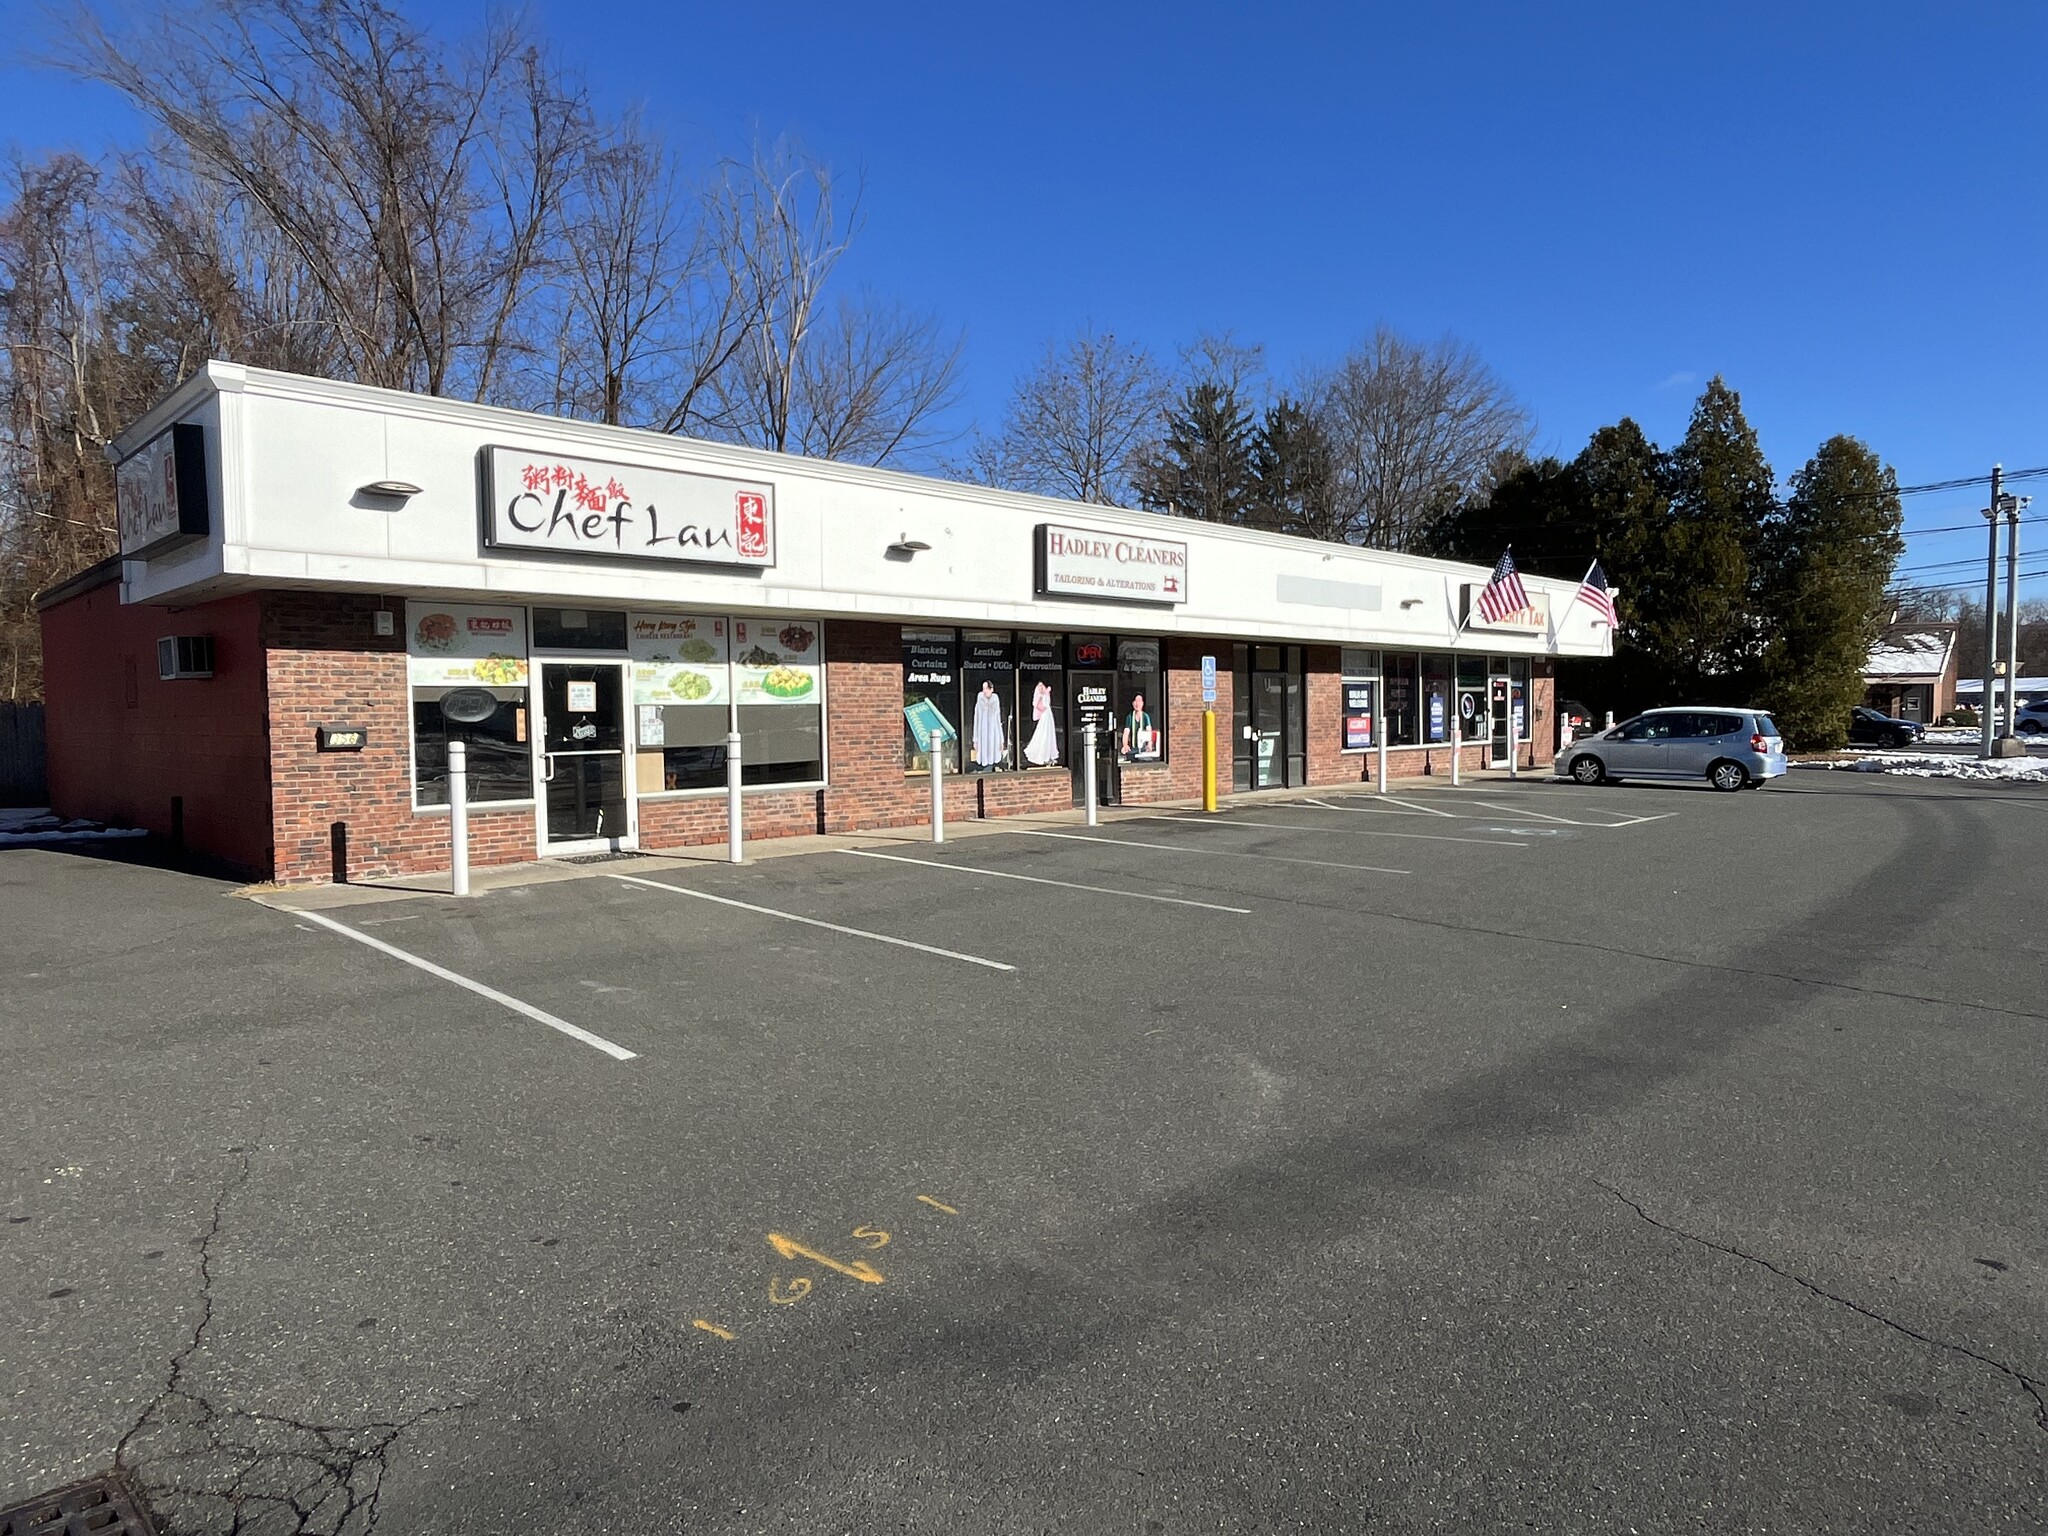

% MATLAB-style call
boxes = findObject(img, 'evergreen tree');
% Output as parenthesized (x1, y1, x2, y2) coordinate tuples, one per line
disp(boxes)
(1249, 397, 1340, 538)
(1649, 377, 1774, 698)
(1419, 454, 1579, 570)
(1135, 380, 1256, 522)
(1756, 437, 1903, 747)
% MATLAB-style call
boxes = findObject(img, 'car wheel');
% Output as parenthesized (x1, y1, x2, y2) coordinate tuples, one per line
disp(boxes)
(1569, 754, 1605, 785)
(2020, 721, 2042, 736)
(1708, 760, 1748, 792)
(1891, 729, 1916, 748)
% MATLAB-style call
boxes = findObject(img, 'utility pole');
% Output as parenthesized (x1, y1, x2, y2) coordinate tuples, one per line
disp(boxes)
(2001, 492, 2027, 748)
(1979, 465, 2002, 758)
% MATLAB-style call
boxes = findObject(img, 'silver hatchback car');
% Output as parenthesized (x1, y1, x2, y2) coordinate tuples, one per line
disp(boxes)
(1554, 707, 1787, 791)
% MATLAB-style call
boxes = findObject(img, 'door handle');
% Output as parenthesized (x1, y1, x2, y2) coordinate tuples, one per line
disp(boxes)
(542, 752, 556, 783)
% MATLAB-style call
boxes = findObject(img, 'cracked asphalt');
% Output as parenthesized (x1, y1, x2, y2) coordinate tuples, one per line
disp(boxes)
(3, 771, 2045, 1533)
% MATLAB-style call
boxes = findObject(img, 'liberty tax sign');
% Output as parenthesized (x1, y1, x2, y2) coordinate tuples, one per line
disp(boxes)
(1034, 523, 1188, 605)
(482, 445, 775, 568)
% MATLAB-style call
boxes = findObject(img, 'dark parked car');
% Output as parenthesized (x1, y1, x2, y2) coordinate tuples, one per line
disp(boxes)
(1848, 706, 1923, 748)
(1557, 698, 1597, 737)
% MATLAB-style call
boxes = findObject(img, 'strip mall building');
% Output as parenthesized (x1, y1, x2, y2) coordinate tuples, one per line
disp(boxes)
(37, 365, 1613, 882)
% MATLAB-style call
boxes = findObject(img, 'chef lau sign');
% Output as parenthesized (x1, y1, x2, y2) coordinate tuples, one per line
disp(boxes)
(483, 445, 774, 568)
(1035, 523, 1187, 605)
(117, 423, 211, 558)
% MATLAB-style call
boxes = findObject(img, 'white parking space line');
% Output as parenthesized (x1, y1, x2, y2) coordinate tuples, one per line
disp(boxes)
(1144, 814, 1530, 850)
(1010, 827, 1409, 875)
(1379, 796, 1459, 818)
(276, 904, 639, 1061)
(1472, 800, 1581, 824)
(608, 872, 1017, 972)
(842, 848, 1253, 913)
(1301, 797, 1442, 819)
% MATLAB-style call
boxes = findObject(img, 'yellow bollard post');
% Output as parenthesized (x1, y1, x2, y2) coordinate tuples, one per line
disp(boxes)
(1202, 708, 1218, 812)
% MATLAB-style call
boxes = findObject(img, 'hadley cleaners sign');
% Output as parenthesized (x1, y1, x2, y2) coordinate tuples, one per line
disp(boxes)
(482, 445, 775, 568)
(117, 422, 211, 558)
(1034, 523, 1187, 604)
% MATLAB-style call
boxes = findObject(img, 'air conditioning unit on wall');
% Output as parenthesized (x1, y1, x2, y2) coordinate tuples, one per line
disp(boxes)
(157, 635, 215, 680)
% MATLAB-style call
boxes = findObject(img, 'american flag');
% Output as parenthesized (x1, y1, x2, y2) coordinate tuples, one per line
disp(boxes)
(1574, 561, 1617, 626)
(1474, 548, 1531, 625)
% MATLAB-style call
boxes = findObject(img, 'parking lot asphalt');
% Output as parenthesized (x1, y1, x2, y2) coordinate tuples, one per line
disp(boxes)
(4, 771, 2045, 1533)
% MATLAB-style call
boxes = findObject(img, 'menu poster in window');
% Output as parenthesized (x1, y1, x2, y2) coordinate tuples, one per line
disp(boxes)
(629, 613, 727, 707)
(733, 618, 821, 705)
(405, 602, 530, 687)
(1428, 690, 1447, 742)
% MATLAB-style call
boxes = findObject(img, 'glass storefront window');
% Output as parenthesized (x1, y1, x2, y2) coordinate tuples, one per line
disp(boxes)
(1423, 655, 1452, 743)
(630, 613, 729, 790)
(628, 613, 824, 792)
(1384, 652, 1420, 746)
(412, 686, 531, 804)
(733, 617, 823, 785)
(405, 600, 533, 806)
(903, 628, 962, 773)
(532, 607, 629, 650)
(1340, 649, 1379, 753)
(1510, 656, 1531, 742)
(962, 630, 1017, 772)
(1117, 637, 1165, 763)
(1018, 633, 1064, 769)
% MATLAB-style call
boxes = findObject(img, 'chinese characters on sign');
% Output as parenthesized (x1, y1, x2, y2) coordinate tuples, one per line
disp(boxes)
(483, 446, 775, 568)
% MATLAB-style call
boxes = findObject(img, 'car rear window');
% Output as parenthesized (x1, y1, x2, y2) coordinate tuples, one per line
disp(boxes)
(1754, 715, 1780, 739)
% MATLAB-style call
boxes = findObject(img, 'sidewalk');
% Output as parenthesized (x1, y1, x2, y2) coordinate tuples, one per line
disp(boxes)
(247, 766, 1558, 911)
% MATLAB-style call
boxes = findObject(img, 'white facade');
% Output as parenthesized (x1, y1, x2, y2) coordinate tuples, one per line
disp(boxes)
(109, 362, 1614, 658)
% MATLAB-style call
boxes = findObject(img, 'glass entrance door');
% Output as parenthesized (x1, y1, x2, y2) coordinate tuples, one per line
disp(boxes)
(1252, 671, 1287, 788)
(536, 661, 633, 852)
(1489, 673, 1511, 768)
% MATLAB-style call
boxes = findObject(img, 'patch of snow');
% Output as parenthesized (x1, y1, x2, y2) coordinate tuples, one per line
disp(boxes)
(0, 806, 149, 844)
(1919, 727, 1980, 743)
(1795, 755, 2048, 782)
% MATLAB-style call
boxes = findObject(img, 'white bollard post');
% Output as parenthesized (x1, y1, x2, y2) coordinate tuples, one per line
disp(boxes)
(1508, 711, 1519, 780)
(930, 737, 945, 844)
(1083, 722, 1099, 827)
(726, 729, 744, 864)
(1451, 713, 1462, 787)
(446, 738, 470, 897)
(1376, 710, 1389, 795)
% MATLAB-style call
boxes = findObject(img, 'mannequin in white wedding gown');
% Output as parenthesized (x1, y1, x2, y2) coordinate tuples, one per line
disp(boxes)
(1024, 680, 1059, 766)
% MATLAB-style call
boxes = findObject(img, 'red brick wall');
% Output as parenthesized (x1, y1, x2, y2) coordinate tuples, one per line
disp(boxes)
(39, 578, 272, 874)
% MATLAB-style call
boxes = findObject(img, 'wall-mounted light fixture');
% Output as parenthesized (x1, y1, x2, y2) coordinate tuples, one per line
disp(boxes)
(357, 479, 423, 501)
(1399, 597, 1424, 609)
(885, 534, 932, 558)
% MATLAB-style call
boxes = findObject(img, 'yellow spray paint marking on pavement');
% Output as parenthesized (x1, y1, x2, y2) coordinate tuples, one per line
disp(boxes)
(852, 1225, 891, 1249)
(768, 1276, 813, 1305)
(767, 1232, 886, 1284)
(916, 1195, 959, 1215)
(691, 1319, 735, 1340)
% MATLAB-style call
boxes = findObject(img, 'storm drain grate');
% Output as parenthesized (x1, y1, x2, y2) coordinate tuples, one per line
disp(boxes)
(553, 850, 652, 866)
(0, 1474, 160, 1536)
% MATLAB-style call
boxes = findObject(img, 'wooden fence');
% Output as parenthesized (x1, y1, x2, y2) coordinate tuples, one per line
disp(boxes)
(0, 701, 47, 806)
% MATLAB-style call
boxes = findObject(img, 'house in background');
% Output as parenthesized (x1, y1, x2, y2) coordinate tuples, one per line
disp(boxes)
(1862, 624, 1958, 722)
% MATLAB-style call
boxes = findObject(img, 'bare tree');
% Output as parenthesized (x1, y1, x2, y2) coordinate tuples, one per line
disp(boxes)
(697, 145, 961, 465)
(56, 0, 590, 401)
(1309, 325, 1531, 550)
(544, 113, 753, 430)
(960, 326, 1167, 505)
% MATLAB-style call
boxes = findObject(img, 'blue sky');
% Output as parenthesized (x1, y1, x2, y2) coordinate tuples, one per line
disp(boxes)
(4, 1, 2044, 593)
